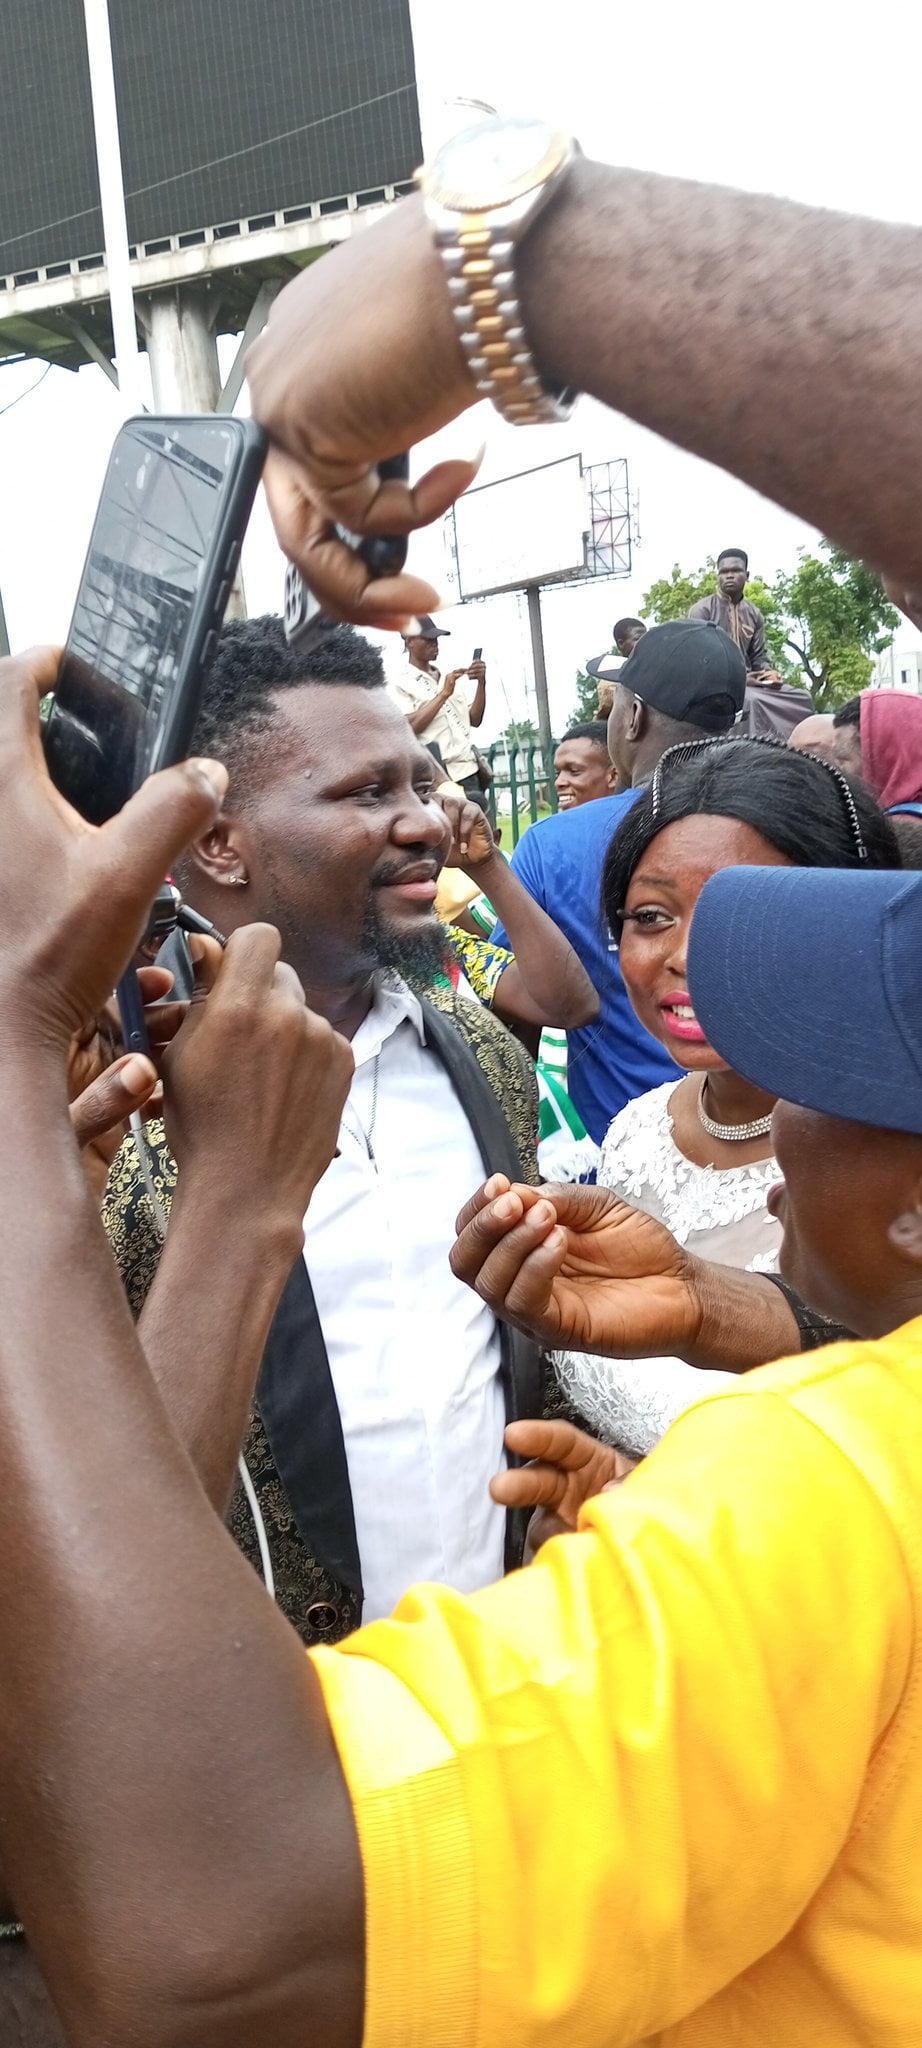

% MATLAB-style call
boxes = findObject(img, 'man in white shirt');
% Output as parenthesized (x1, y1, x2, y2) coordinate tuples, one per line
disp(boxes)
(389, 613, 489, 807)
(302, 972, 506, 1621)
(106, 614, 542, 1644)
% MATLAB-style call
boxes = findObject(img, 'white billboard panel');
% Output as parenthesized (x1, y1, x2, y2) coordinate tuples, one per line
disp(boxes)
(451, 454, 588, 599)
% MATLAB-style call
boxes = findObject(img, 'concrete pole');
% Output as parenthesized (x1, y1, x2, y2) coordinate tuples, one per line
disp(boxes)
(526, 582, 556, 807)
(142, 289, 221, 414)
(140, 289, 247, 617)
(82, 0, 144, 413)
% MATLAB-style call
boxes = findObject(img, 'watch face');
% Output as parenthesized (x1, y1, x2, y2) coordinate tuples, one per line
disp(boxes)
(425, 117, 568, 212)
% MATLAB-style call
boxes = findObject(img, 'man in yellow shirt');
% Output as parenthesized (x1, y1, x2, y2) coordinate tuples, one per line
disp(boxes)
(3, 637, 922, 2047)
(320, 869, 922, 2048)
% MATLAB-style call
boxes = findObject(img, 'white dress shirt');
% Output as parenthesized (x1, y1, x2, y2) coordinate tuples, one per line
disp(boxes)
(303, 977, 506, 1622)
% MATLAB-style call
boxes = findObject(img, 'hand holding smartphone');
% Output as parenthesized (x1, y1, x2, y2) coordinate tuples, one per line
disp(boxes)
(44, 415, 266, 826)
(42, 414, 266, 1051)
(283, 452, 411, 648)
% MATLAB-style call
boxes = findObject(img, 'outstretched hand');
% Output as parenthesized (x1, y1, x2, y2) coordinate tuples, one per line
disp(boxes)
(451, 1173, 704, 1359)
(247, 195, 482, 627)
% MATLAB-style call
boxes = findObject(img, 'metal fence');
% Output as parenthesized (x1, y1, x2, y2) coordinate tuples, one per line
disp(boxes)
(482, 739, 557, 847)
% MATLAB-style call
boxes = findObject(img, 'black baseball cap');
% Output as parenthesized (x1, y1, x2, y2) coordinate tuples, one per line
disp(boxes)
(688, 866, 922, 1134)
(619, 620, 746, 732)
(402, 614, 450, 639)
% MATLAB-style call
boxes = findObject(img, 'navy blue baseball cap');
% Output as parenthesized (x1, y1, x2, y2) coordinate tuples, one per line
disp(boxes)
(687, 865, 922, 1135)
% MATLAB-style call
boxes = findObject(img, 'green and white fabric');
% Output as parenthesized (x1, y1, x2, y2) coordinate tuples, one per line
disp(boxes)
(448, 915, 601, 1182)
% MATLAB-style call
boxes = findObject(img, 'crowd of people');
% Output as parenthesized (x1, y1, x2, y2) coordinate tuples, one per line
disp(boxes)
(2, 116, 922, 2048)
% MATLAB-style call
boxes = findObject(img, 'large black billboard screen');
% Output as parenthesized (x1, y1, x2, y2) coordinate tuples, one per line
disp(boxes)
(0, 0, 421, 277)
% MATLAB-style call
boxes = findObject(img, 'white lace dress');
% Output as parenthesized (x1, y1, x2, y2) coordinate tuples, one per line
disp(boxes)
(553, 1081, 782, 1458)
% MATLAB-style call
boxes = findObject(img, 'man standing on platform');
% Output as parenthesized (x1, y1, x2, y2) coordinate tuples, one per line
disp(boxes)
(390, 615, 489, 809)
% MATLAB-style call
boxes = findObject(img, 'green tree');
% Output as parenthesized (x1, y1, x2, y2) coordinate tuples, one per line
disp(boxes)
(642, 560, 717, 621)
(501, 716, 539, 748)
(642, 545, 897, 711)
(773, 548, 899, 710)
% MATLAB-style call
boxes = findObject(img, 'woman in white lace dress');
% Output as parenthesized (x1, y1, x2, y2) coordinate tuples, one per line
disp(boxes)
(554, 737, 901, 1455)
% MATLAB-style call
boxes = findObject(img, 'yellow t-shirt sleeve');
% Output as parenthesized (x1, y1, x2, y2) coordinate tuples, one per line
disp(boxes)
(312, 1387, 911, 2048)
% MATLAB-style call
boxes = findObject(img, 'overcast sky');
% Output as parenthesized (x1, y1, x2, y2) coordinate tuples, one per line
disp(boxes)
(2, 0, 921, 736)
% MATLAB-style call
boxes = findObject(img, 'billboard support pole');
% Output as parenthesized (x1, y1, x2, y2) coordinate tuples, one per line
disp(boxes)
(83, 0, 144, 413)
(139, 287, 246, 618)
(141, 289, 221, 413)
(526, 582, 555, 798)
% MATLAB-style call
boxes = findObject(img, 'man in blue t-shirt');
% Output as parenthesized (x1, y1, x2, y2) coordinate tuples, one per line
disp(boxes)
(492, 622, 746, 1143)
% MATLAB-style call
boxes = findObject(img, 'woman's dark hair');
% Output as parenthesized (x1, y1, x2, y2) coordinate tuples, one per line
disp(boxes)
(602, 735, 901, 937)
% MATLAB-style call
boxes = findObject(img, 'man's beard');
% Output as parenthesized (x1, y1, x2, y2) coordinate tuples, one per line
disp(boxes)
(360, 897, 447, 986)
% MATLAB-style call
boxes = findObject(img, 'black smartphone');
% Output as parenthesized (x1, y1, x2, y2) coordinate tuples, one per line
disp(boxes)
(472, 646, 483, 663)
(284, 451, 410, 647)
(44, 413, 266, 826)
(43, 413, 265, 1053)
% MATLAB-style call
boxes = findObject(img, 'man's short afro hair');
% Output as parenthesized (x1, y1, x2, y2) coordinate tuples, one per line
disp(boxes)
(561, 722, 611, 750)
(190, 614, 385, 797)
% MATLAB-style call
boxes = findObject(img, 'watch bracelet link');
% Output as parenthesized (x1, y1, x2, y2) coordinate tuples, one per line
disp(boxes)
(434, 221, 575, 427)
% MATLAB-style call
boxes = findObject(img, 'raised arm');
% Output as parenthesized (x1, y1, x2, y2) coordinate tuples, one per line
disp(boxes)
(466, 658, 487, 728)
(248, 159, 922, 621)
(441, 798, 599, 1028)
(131, 930, 353, 1512)
(397, 668, 466, 737)
(0, 652, 365, 2048)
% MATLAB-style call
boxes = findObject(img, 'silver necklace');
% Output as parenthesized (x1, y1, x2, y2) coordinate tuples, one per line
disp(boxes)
(342, 1053, 381, 1165)
(697, 1075, 773, 1144)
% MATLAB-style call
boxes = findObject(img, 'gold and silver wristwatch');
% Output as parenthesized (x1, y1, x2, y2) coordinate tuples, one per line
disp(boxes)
(417, 116, 580, 427)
